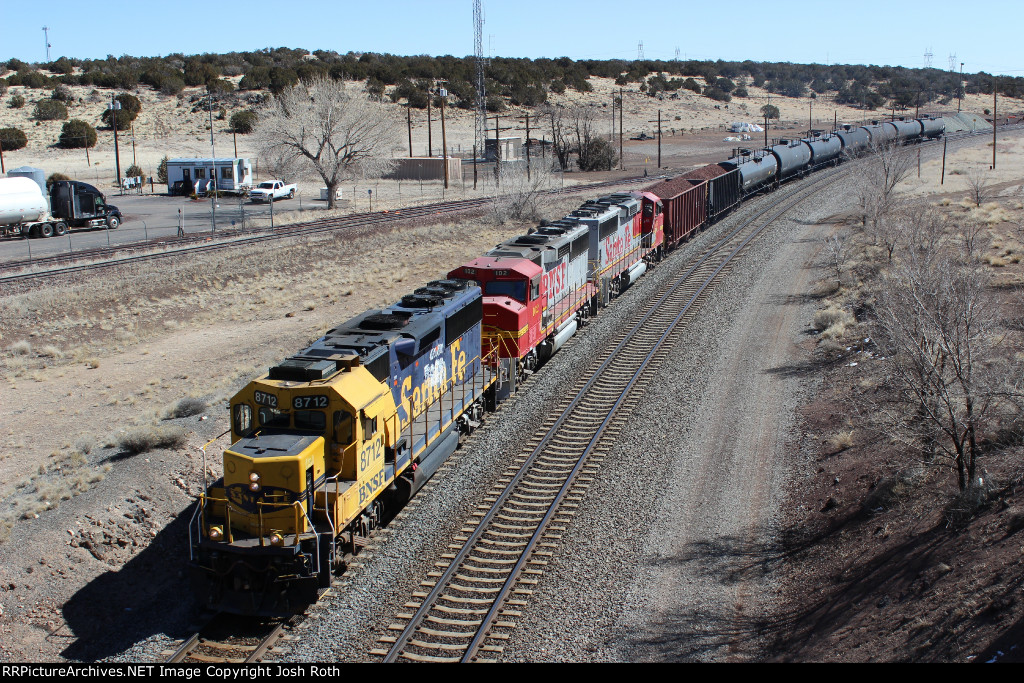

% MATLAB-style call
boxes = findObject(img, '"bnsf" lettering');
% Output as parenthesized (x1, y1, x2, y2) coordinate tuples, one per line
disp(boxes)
(359, 468, 387, 506)
(542, 261, 568, 301)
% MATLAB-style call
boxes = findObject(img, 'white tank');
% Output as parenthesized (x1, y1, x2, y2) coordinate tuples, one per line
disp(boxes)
(0, 176, 48, 226)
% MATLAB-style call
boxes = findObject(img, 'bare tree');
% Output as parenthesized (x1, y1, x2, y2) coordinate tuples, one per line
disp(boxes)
(872, 212, 1016, 493)
(490, 164, 556, 224)
(822, 230, 849, 288)
(856, 141, 915, 231)
(256, 76, 398, 209)
(965, 166, 992, 207)
(541, 105, 572, 172)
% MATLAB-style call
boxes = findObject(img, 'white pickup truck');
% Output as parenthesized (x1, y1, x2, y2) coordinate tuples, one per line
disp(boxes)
(249, 180, 297, 202)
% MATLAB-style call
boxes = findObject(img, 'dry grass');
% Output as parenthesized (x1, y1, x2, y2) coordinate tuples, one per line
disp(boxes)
(813, 305, 856, 333)
(829, 430, 855, 452)
(165, 397, 207, 420)
(117, 425, 188, 455)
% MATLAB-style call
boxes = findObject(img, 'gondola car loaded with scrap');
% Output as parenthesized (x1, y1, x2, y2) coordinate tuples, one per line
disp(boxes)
(188, 115, 944, 616)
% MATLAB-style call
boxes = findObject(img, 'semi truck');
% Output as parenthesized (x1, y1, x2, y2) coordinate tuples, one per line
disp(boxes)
(0, 176, 124, 238)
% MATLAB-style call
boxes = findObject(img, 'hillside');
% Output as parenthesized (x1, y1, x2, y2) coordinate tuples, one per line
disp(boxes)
(1, 51, 1021, 192)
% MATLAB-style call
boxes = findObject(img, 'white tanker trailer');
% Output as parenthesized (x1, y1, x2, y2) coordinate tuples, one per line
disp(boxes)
(0, 176, 124, 238)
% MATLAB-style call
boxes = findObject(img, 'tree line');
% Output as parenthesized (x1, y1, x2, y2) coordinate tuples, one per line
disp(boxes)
(4, 51, 1023, 115)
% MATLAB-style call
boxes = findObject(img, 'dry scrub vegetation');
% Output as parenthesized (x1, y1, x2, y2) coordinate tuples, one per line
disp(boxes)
(776, 139, 1024, 661)
(0, 196, 586, 545)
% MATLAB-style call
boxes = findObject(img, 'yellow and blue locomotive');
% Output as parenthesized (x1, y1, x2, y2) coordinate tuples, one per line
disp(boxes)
(189, 279, 496, 615)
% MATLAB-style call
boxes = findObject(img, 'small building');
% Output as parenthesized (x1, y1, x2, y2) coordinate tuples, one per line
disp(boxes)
(484, 136, 522, 162)
(387, 157, 462, 181)
(166, 158, 253, 195)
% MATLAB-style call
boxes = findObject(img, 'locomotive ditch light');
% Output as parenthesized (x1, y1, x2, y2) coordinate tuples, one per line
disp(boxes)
(269, 533, 284, 546)
(208, 526, 223, 540)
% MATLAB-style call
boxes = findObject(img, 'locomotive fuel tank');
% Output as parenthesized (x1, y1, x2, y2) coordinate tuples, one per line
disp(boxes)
(801, 134, 842, 166)
(769, 139, 812, 180)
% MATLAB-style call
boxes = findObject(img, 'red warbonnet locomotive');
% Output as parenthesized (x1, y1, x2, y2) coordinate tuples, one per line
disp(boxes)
(448, 191, 664, 398)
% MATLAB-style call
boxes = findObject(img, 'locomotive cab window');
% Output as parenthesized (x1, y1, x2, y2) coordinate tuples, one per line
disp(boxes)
(233, 404, 253, 436)
(361, 412, 378, 439)
(643, 203, 654, 217)
(484, 279, 527, 303)
(258, 406, 289, 429)
(530, 276, 541, 301)
(334, 411, 354, 444)
(294, 410, 326, 432)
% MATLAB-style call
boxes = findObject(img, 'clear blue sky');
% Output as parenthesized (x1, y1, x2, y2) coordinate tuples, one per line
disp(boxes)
(4, 0, 1021, 76)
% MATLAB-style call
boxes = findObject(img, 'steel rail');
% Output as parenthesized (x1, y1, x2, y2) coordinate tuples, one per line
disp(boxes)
(459, 165, 850, 662)
(380, 164, 847, 663)
(0, 174, 657, 283)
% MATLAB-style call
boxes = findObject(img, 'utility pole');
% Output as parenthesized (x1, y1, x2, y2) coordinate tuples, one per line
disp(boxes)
(208, 92, 217, 232)
(808, 100, 813, 137)
(0, 138, 5, 174)
(619, 87, 624, 170)
(439, 85, 449, 189)
(515, 113, 531, 180)
(992, 81, 997, 170)
(108, 97, 122, 190)
(427, 96, 433, 156)
(958, 62, 964, 113)
(647, 110, 662, 168)
(42, 26, 50, 62)
(407, 104, 413, 157)
(941, 136, 947, 185)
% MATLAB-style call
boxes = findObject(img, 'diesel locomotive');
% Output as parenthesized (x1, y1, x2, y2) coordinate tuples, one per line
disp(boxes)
(189, 114, 944, 615)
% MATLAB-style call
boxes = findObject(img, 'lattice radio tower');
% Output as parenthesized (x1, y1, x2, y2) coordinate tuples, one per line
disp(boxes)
(924, 46, 933, 69)
(949, 53, 957, 72)
(473, 0, 487, 157)
(637, 41, 645, 61)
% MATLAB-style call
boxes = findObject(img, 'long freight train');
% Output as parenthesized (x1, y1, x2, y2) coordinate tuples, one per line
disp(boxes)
(189, 115, 944, 615)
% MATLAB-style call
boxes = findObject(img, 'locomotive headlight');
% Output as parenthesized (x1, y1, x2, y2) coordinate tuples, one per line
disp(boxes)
(249, 471, 261, 483)
(249, 482, 261, 492)
(208, 526, 223, 540)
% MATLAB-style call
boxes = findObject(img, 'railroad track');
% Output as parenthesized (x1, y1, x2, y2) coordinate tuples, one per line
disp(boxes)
(164, 614, 293, 664)
(371, 163, 849, 663)
(0, 174, 658, 284)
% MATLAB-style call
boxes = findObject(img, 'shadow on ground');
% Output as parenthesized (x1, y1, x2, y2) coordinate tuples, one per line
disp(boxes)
(60, 505, 199, 661)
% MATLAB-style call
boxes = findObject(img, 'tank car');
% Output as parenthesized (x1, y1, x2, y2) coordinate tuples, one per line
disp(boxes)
(919, 117, 945, 139)
(189, 280, 494, 615)
(889, 118, 922, 143)
(862, 122, 897, 147)
(802, 133, 842, 167)
(769, 139, 812, 180)
(721, 149, 778, 193)
(835, 125, 871, 156)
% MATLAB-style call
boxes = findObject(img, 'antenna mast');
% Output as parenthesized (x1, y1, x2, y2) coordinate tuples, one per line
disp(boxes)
(42, 26, 51, 62)
(473, 0, 486, 157)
